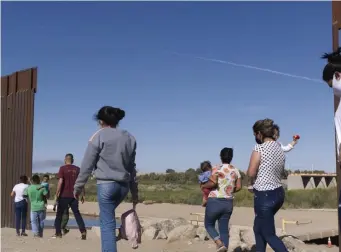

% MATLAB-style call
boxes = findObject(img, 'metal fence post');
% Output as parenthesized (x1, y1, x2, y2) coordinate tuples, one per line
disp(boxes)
(1, 68, 37, 228)
(331, 1, 341, 250)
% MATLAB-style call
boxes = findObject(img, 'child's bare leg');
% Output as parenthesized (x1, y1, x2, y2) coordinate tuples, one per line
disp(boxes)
(202, 198, 207, 207)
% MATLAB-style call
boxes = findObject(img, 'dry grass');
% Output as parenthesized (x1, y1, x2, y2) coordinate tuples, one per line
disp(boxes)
(47, 176, 338, 208)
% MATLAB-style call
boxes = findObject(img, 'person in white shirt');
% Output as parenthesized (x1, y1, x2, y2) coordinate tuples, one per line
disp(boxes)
(322, 47, 341, 236)
(322, 47, 341, 94)
(322, 48, 341, 158)
(11, 175, 29, 236)
(273, 125, 299, 153)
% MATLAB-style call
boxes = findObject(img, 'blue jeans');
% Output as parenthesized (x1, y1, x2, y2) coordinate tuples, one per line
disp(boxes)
(14, 200, 28, 234)
(30, 210, 46, 236)
(54, 197, 85, 235)
(97, 182, 129, 252)
(204, 198, 233, 247)
(253, 187, 288, 252)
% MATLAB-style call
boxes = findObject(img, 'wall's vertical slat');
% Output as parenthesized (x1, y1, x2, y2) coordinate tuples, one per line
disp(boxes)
(21, 69, 35, 181)
(24, 91, 34, 229)
(15, 91, 24, 225)
(11, 73, 19, 228)
(332, 2, 341, 250)
(1, 75, 9, 227)
(16, 91, 24, 197)
(20, 91, 28, 228)
(3, 95, 9, 227)
(25, 91, 34, 181)
(0, 97, 4, 227)
(1, 68, 37, 228)
(1, 79, 6, 228)
(7, 94, 15, 227)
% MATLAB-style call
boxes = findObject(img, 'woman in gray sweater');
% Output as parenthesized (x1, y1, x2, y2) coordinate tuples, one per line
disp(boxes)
(74, 106, 138, 252)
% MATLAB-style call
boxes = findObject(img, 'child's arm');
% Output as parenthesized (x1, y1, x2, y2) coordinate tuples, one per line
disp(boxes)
(281, 136, 299, 153)
(281, 143, 294, 152)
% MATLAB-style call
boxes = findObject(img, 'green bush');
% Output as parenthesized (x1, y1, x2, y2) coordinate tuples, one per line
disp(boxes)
(46, 172, 337, 209)
(69, 186, 338, 209)
(284, 188, 337, 209)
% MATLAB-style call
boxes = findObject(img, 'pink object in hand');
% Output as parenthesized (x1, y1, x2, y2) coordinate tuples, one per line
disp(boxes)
(120, 209, 142, 249)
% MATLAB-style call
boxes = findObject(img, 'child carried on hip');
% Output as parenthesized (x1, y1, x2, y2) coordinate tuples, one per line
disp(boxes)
(198, 161, 218, 207)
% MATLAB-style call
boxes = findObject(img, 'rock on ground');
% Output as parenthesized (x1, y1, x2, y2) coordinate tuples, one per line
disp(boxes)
(142, 226, 158, 240)
(240, 228, 255, 250)
(138, 217, 338, 252)
(195, 226, 208, 241)
(156, 229, 168, 240)
(167, 224, 197, 243)
(228, 226, 242, 252)
(156, 218, 188, 234)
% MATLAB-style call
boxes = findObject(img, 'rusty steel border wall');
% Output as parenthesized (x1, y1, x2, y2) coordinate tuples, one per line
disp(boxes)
(1, 68, 37, 228)
(332, 1, 341, 250)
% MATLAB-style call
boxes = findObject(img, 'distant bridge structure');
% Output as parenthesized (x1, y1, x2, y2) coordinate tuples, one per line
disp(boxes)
(287, 173, 337, 190)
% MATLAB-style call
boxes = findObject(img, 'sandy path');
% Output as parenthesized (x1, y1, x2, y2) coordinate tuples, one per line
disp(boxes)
(1, 228, 338, 252)
(2, 202, 338, 252)
(1, 227, 217, 252)
(63, 201, 337, 237)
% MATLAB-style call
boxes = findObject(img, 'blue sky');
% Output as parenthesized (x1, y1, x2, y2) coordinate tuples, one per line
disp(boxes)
(2, 2, 338, 173)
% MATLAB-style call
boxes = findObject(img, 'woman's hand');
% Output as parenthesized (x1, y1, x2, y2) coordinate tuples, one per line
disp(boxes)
(132, 198, 138, 210)
(74, 192, 79, 200)
(247, 185, 254, 193)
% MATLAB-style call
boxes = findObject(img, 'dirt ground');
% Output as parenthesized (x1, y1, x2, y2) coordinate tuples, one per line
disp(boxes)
(1, 227, 338, 252)
(1, 227, 218, 252)
(1, 202, 338, 252)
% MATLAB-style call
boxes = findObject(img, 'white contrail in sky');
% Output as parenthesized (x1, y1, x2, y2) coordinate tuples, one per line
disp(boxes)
(170, 51, 323, 83)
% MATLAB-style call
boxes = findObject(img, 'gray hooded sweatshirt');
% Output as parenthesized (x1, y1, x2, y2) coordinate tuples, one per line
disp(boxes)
(74, 127, 137, 196)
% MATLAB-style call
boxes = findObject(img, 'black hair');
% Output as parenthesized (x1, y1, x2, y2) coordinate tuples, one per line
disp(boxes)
(321, 47, 341, 82)
(220, 147, 233, 164)
(253, 118, 275, 139)
(200, 161, 212, 172)
(273, 124, 280, 137)
(31, 174, 40, 184)
(19, 175, 28, 184)
(65, 153, 74, 164)
(43, 174, 50, 180)
(95, 106, 125, 128)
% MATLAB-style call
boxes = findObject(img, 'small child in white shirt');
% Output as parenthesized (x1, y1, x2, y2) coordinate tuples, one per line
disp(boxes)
(273, 125, 299, 153)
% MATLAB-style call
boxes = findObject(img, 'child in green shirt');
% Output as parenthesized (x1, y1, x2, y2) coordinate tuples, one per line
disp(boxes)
(24, 174, 48, 237)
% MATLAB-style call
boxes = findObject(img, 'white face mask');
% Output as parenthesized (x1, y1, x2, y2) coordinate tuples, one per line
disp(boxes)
(332, 73, 341, 98)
